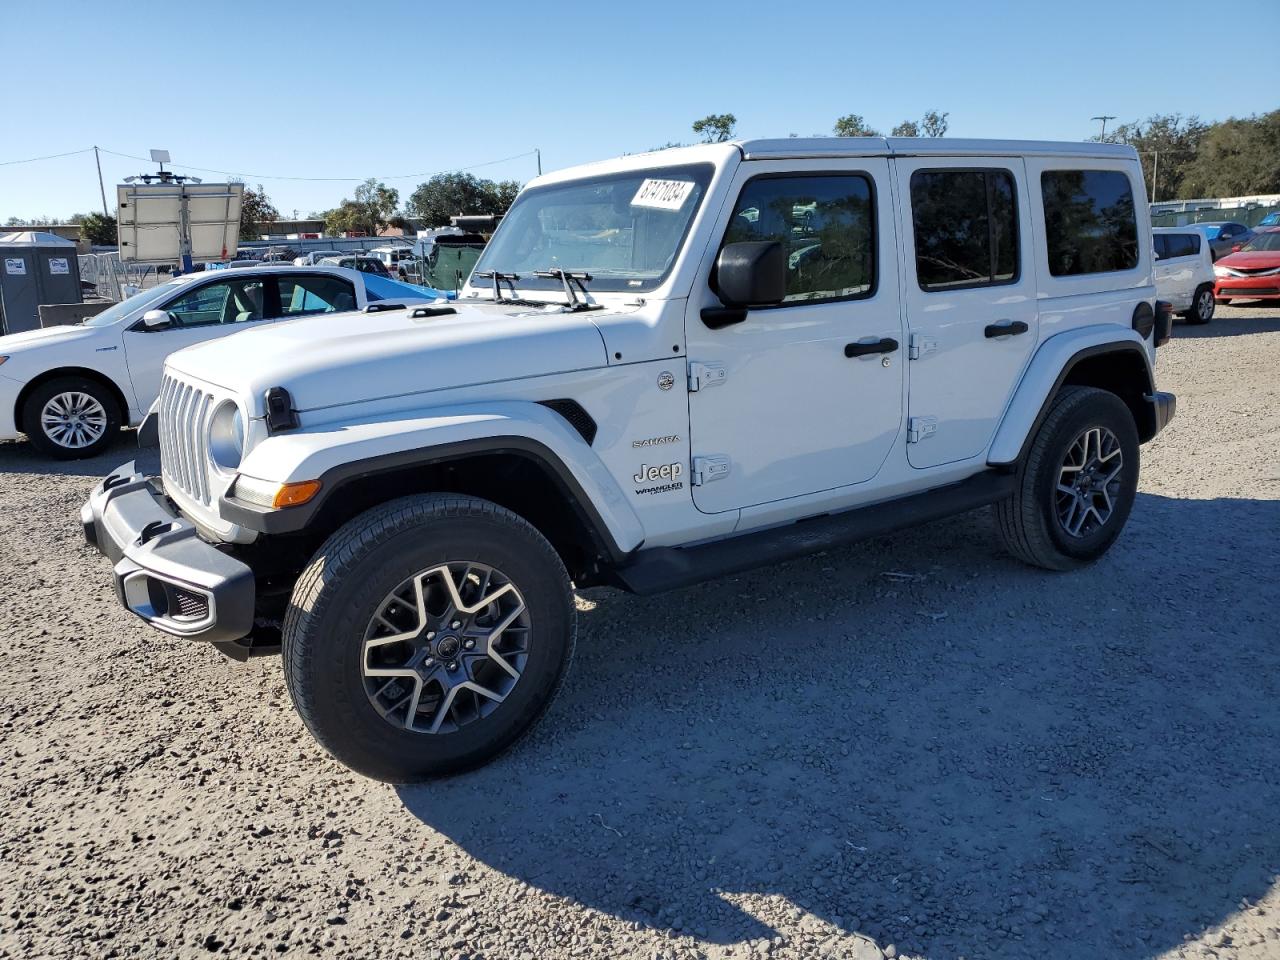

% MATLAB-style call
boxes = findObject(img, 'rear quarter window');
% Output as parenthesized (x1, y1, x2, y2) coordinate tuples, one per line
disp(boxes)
(1041, 170, 1139, 276)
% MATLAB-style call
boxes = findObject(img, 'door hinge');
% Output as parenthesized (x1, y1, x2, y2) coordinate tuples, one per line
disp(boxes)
(907, 416, 938, 443)
(687, 360, 727, 392)
(908, 334, 937, 360)
(691, 455, 730, 486)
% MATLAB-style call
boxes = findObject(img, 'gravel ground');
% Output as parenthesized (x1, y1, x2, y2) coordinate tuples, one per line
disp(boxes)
(2, 305, 1279, 960)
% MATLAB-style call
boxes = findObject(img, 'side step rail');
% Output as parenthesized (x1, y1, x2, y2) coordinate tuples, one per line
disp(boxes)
(613, 470, 1015, 595)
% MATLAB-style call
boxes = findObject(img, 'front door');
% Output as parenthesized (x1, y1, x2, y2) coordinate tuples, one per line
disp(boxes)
(122, 275, 272, 410)
(894, 158, 1039, 469)
(685, 159, 903, 514)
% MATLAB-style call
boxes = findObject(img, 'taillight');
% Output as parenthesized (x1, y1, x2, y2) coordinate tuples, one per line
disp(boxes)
(1153, 300, 1173, 347)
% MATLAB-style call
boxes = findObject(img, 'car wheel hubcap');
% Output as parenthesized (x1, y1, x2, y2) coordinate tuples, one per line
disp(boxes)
(362, 562, 531, 734)
(1198, 291, 1214, 320)
(40, 392, 107, 449)
(1055, 426, 1123, 538)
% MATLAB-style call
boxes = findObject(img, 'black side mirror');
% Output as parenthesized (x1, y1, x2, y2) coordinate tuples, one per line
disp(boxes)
(703, 240, 786, 329)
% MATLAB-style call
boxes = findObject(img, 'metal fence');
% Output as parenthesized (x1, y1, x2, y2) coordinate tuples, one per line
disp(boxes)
(1151, 205, 1280, 229)
(77, 253, 165, 302)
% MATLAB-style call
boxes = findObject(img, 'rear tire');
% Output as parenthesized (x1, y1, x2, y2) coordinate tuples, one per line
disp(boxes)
(282, 494, 576, 782)
(21, 375, 121, 460)
(1182, 284, 1215, 324)
(995, 386, 1140, 571)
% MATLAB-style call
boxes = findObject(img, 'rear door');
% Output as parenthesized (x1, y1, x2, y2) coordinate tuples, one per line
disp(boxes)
(895, 157, 1038, 469)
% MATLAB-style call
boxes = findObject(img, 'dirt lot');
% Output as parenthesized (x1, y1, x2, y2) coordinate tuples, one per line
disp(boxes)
(2, 306, 1279, 960)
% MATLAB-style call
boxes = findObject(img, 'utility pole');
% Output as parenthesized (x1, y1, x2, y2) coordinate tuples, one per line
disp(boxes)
(1150, 150, 1159, 203)
(535, 148, 542, 176)
(93, 145, 109, 217)
(1091, 115, 1116, 140)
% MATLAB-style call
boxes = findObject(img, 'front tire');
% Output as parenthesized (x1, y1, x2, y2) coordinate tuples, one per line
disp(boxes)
(22, 375, 121, 459)
(995, 386, 1140, 571)
(1183, 284, 1215, 324)
(282, 494, 576, 782)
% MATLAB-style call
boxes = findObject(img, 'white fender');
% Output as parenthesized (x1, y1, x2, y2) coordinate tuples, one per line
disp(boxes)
(237, 399, 646, 554)
(987, 325, 1154, 466)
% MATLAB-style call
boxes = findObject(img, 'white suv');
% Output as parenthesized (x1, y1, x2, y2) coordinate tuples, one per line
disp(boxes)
(1153, 227, 1216, 324)
(0, 265, 441, 458)
(83, 138, 1175, 781)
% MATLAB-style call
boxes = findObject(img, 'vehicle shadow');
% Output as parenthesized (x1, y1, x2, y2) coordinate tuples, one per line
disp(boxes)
(1176, 309, 1280, 339)
(398, 493, 1280, 959)
(0, 434, 156, 478)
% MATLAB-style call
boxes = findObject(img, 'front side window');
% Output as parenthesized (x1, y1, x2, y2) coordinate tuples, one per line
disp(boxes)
(165, 279, 265, 327)
(721, 174, 876, 303)
(910, 169, 1018, 290)
(1041, 170, 1139, 276)
(471, 164, 714, 293)
(276, 275, 356, 317)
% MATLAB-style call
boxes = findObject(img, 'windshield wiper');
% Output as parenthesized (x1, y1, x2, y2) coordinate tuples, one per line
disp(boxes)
(533, 269, 601, 312)
(473, 270, 521, 302)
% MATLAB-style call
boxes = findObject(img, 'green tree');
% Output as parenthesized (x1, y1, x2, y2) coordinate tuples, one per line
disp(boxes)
(406, 173, 521, 227)
(77, 211, 117, 246)
(1180, 110, 1280, 199)
(891, 120, 919, 137)
(833, 114, 880, 137)
(322, 179, 400, 236)
(1091, 113, 1208, 202)
(692, 113, 737, 143)
(920, 110, 949, 137)
(238, 183, 279, 240)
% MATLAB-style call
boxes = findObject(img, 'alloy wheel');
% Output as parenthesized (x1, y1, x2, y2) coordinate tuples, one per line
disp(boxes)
(1197, 289, 1215, 322)
(40, 391, 108, 449)
(1055, 426, 1124, 538)
(361, 562, 532, 735)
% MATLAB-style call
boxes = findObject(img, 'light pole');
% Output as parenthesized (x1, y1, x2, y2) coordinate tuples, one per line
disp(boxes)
(1091, 115, 1116, 140)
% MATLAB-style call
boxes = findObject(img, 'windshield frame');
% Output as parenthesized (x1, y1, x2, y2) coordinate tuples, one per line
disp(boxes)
(80, 280, 183, 327)
(468, 162, 716, 295)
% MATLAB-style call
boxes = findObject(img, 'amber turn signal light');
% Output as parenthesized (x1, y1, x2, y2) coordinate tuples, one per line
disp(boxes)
(272, 479, 322, 509)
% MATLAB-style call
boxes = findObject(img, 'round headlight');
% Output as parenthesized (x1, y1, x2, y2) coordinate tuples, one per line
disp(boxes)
(209, 401, 245, 472)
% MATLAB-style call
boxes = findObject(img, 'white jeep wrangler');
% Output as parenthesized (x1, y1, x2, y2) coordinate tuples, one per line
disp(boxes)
(83, 138, 1176, 782)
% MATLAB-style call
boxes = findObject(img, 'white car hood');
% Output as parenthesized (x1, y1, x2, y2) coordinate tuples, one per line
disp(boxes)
(164, 302, 611, 413)
(0, 323, 103, 352)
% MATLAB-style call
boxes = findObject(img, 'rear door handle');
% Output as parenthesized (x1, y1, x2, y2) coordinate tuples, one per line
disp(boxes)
(985, 320, 1029, 339)
(844, 337, 899, 358)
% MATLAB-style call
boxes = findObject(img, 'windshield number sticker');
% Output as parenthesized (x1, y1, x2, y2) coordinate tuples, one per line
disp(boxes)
(631, 179, 695, 211)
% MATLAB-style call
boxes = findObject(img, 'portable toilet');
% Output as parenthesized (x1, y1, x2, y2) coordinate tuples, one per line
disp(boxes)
(0, 231, 83, 334)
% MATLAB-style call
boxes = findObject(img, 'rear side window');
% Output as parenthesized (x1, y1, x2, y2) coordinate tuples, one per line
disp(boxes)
(722, 173, 876, 304)
(276, 275, 356, 317)
(1165, 233, 1200, 258)
(1041, 170, 1139, 276)
(910, 169, 1019, 290)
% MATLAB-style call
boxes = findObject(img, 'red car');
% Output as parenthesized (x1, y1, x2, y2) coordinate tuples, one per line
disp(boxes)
(1214, 226, 1280, 304)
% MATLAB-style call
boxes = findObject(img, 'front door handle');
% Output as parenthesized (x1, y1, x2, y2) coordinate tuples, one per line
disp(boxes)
(984, 320, 1029, 339)
(844, 337, 899, 358)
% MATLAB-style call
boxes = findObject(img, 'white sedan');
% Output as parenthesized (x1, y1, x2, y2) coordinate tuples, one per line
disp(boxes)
(0, 264, 447, 459)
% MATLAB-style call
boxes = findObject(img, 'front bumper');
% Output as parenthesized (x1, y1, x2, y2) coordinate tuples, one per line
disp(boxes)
(1146, 391, 1177, 438)
(81, 461, 255, 643)
(1215, 277, 1280, 300)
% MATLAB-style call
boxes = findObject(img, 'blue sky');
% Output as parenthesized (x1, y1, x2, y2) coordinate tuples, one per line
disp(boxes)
(3, 0, 1276, 221)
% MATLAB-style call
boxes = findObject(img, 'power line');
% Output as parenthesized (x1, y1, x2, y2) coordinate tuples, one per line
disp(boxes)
(96, 147, 538, 182)
(0, 147, 94, 167)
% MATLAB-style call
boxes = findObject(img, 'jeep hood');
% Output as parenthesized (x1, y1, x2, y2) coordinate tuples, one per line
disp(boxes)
(164, 302, 610, 412)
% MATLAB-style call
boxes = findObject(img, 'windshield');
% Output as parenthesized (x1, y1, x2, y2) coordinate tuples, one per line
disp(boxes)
(1240, 231, 1280, 253)
(81, 281, 180, 327)
(470, 163, 714, 293)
